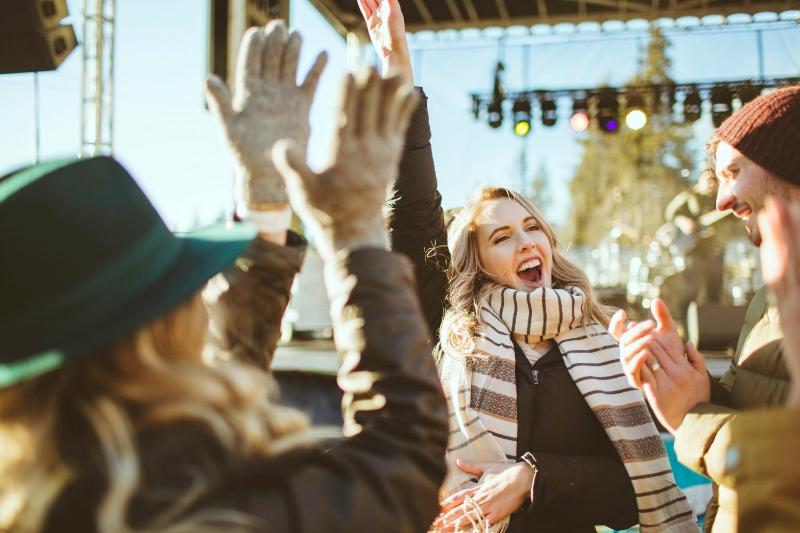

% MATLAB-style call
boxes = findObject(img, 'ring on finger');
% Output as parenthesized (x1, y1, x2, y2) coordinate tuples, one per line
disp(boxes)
(651, 361, 661, 372)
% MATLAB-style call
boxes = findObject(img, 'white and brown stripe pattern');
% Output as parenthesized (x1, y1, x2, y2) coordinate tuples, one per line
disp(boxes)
(439, 286, 695, 532)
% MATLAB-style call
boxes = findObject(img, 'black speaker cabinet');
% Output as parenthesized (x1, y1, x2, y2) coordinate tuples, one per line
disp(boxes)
(0, 0, 77, 74)
(686, 302, 747, 353)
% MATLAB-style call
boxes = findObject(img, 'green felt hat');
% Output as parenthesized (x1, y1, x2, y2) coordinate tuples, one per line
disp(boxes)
(0, 156, 256, 387)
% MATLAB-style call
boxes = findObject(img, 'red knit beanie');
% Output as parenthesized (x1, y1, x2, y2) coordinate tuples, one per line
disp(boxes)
(713, 85, 800, 186)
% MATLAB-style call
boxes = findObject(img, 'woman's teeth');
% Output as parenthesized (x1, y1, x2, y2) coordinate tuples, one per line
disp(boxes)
(517, 259, 541, 272)
(517, 262, 543, 285)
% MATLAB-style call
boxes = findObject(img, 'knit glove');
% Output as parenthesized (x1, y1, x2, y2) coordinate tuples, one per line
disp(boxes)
(204, 20, 327, 207)
(273, 69, 419, 257)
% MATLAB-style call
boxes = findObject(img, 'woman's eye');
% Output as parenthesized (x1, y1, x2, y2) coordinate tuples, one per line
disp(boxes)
(494, 235, 509, 244)
(526, 224, 539, 232)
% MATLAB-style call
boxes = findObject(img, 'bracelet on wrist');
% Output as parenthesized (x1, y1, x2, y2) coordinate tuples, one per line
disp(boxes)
(519, 452, 539, 503)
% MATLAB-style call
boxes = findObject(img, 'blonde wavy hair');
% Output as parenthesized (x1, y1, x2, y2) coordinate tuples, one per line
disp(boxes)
(0, 293, 309, 532)
(439, 186, 613, 362)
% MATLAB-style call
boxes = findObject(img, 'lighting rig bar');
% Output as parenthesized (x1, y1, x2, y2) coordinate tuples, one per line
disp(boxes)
(471, 76, 800, 135)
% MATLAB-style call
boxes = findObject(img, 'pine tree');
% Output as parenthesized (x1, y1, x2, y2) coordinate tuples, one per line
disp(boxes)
(566, 27, 696, 246)
(528, 162, 552, 219)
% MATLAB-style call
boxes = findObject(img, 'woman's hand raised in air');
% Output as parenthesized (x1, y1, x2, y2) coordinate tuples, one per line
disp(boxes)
(357, 0, 413, 85)
(272, 69, 418, 257)
(204, 21, 327, 208)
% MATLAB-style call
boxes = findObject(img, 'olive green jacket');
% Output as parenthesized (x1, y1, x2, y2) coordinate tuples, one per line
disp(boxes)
(715, 408, 800, 532)
(674, 287, 791, 531)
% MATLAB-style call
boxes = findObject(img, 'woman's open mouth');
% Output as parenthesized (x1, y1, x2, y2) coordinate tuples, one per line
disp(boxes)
(517, 258, 543, 287)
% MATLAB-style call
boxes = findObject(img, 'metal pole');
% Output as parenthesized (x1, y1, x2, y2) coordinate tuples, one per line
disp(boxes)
(33, 72, 40, 164)
(519, 140, 528, 193)
(522, 44, 530, 88)
(80, 0, 88, 156)
(109, 0, 116, 154)
(756, 28, 765, 81)
(94, 0, 104, 155)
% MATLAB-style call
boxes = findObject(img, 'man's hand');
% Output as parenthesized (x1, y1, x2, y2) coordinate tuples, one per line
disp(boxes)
(758, 197, 800, 406)
(433, 460, 534, 531)
(204, 21, 327, 207)
(273, 69, 418, 257)
(357, 0, 413, 84)
(610, 299, 711, 433)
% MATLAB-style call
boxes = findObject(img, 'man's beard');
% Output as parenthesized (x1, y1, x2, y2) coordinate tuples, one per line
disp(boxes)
(745, 216, 762, 247)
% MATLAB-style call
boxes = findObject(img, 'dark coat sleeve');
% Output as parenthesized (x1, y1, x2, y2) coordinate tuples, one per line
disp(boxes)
(524, 452, 639, 531)
(212, 250, 449, 533)
(387, 87, 449, 346)
(203, 231, 306, 370)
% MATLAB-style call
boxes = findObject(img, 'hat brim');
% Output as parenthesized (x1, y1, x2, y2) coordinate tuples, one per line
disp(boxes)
(0, 221, 257, 387)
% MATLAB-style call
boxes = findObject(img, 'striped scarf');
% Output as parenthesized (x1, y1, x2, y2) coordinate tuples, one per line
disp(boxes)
(438, 286, 695, 532)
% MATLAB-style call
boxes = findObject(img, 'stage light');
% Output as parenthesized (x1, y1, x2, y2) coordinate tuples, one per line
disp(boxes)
(737, 84, 761, 105)
(570, 112, 589, 132)
(487, 99, 503, 129)
(624, 93, 647, 131)
(710, 85, 733, 128)
(625, 109, 647, 130)
(570, 98, 589, 132)
(512, 98, 532, 137)
(539, 95, 557, 127)
(595, 90, 619, 133)
(683, 87, 702, 123)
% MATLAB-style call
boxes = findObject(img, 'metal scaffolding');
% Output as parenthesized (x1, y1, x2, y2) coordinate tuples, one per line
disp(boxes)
(80, 0, 116, 157)
(308, 0, 798, 36)
(210, 0, 290, 85)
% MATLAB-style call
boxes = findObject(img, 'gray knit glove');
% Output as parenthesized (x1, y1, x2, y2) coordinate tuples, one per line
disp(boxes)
(273, 69, 419, 257)
(204, 20, 327, 207)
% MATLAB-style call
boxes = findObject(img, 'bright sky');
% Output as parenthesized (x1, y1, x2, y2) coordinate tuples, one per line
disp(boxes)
(1, 1, 798, 231)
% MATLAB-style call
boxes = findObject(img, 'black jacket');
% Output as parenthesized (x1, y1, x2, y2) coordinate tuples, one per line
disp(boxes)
(388, 89, 449, 346)
(390, 89, 638, 532)
(44, 239, 448, 532)
(511, 343, 638, 532)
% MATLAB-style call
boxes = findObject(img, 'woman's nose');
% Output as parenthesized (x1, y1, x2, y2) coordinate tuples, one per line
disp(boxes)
(516, 233, 534, 252)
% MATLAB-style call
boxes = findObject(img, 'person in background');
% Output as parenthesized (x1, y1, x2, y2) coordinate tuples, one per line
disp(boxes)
(612, 85, 800, 532)
(0, 21, 447, 532)
(358, 2, 694, 532)
(661, 169, 730, 324)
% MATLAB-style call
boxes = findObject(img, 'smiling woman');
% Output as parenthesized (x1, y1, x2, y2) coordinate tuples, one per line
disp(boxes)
(361, 1, 696, 530)
(441, 187, 609, 353)
(473, 196, 553, 292)
(430, 187, 696, 533)
(432, 193, 698, 533)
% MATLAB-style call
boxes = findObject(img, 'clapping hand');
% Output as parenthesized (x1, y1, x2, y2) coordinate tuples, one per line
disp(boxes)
(205, 21, 327, 207)
(758, 197, 800, 406)
(273, 69, 418, 257)
(610, 300, 710, 433)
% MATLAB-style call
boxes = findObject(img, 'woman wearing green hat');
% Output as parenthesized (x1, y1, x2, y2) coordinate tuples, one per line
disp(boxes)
(0, 22, 447, 532)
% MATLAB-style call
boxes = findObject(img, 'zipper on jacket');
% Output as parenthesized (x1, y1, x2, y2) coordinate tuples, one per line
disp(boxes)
(532, 369, 539, 385)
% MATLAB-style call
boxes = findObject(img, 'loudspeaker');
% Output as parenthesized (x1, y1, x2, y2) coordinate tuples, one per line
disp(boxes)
(686, 302, 747, 353)
(0, 0, 77, 74)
